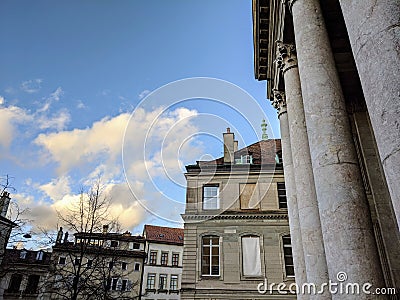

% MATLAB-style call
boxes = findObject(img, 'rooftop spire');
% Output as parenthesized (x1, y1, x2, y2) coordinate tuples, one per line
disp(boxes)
(261, 119, 268, 140)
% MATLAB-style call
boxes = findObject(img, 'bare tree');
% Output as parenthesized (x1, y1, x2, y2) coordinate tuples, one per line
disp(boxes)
(43, 180, 144, 300)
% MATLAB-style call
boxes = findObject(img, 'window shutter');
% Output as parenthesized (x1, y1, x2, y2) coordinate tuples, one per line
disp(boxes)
(242, 236, 262, 276)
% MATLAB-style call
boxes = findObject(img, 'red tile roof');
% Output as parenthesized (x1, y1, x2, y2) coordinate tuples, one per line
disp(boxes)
(144, 225, 184, 245)
(198, 139, 281, 166)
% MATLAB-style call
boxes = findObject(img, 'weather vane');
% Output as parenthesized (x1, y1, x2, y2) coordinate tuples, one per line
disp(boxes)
(261, 119, 268, 140)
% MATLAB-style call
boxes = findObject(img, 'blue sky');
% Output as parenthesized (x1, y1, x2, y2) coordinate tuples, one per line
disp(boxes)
(0, 0, 279, 244)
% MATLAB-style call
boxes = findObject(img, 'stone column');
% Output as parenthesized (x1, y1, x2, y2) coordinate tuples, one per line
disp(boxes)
(271, 90, 308, 300)
(276, 42, 330, 299)
(338, 0, 400, 229)
(288, 0, 385, 296)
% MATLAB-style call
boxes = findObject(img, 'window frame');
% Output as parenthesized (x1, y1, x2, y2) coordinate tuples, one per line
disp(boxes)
(58, 256, 66, 265)
(277, 182, 288, 209)
(170, 275, 178, 290)
(241, 235, 262, 277)
(149, 250, 157, 265)
(172, 252, 179, 266)
(158, 274, 167, 290)
(134, 262, 140, 271)
(160, 251, 168, 266)
(202, 185, 220, 210)
(201, 235, 220, 277)
(282, 235, 295, 278)
(146, 273, 156, 289)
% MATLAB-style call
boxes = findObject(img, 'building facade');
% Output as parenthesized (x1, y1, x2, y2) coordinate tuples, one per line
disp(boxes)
(181, 129, 296, 299)
(252, 0, 400, 299)
(142, 225, 184, 300)
(47, 226, 146, 299)
(0, 249, 51, 300)
(0, 192, 17, 266)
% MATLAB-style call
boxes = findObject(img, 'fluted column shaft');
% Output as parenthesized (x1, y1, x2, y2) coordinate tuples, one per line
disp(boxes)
(276, 42, 330, 299)
(272, 92, 308, 300)
(338, 0, 400, 229)
(289, 0, 385, 297)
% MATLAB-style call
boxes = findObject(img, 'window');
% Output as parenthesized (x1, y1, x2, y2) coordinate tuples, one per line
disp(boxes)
(58, 256, 66, 265)
(149, 251, 157, 265)
(134, 262, 140, 271)
(239, 183, 260, 210)
(277, 182, 287, 209)
(36, 251, 44, 261)
(121, 262, 128, 270)
(172, 253, 179, 266)
(242, 236, 262, 276)
(146, 274, 156, 289)
(161, 252, 168, 266)
(202, 235, 220, 276)
(74, 258, 81, 266)
(8, 274, 22, 292)
(282, 235, 295, 277)
(121, 279, 131, 291)
(275, 150, 283, 164)
(111, 278, 119, 291)
(170, 275, 178, 290)
(86, 259, 93, 268)
(129, 242, 140, 250)
(235, 155, 253, 164)
(159, 274, 167, 290)
(25, 275, 40, 294)
(20, 250, 27, 259)
(203, 185, 219, 210)
(110, 240, 119, 247)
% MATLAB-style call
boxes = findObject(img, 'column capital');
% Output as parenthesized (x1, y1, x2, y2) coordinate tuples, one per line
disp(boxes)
(281, 0, 298, 12)
(271, 89, 287, 117)
(275, 41, 298, 74)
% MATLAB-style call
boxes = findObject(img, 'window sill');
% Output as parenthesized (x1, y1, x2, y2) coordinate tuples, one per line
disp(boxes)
(201, 275, 220, 279)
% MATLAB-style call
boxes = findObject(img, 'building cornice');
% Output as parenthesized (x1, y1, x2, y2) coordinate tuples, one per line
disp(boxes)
(181, 213, 288, 221)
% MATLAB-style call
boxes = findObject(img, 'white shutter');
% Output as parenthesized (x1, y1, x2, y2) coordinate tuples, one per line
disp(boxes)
(242, 236, 262, 276)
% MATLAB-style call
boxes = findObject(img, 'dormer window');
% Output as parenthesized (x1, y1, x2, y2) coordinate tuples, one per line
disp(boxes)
(235, 155, 253, 164)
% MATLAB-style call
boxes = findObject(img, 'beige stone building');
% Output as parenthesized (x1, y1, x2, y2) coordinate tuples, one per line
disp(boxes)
(181, 129, 296, 299)
(0, 249, 51, 300)
(252, 0, 399, 299)
(47, 226, 146, 299)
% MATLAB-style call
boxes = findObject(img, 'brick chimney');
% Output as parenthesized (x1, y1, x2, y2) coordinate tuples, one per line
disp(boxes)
(102, 224, 109, 234)
(0, 191, 11, 217)
(223, 128, 237, 164)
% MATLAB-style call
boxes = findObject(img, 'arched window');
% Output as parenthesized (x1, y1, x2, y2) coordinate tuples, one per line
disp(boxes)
(241, 235, 262, 276)
(201, 235, 220, 276)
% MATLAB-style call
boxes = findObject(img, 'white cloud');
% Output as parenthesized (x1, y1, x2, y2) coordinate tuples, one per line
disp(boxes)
(37, 87, 64, 113)
(76, 100, 86, 109)
(37, 109, 70, 131)
(0, 90, 70, 151)
(0, 104, 33, 148)
(21, 79, 42, 93)
(138, 89, 150, 99)
(39, 176, 71, 201)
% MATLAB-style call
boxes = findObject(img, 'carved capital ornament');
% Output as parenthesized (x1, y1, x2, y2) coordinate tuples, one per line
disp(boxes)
(271, 89, 287, 117)
(275, 41, 298, 74)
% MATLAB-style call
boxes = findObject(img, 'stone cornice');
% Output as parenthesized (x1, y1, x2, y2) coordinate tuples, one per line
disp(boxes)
(276, 41, 298, 74)
(181, 213, 288, 221)
(271, 89, 287, 117)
